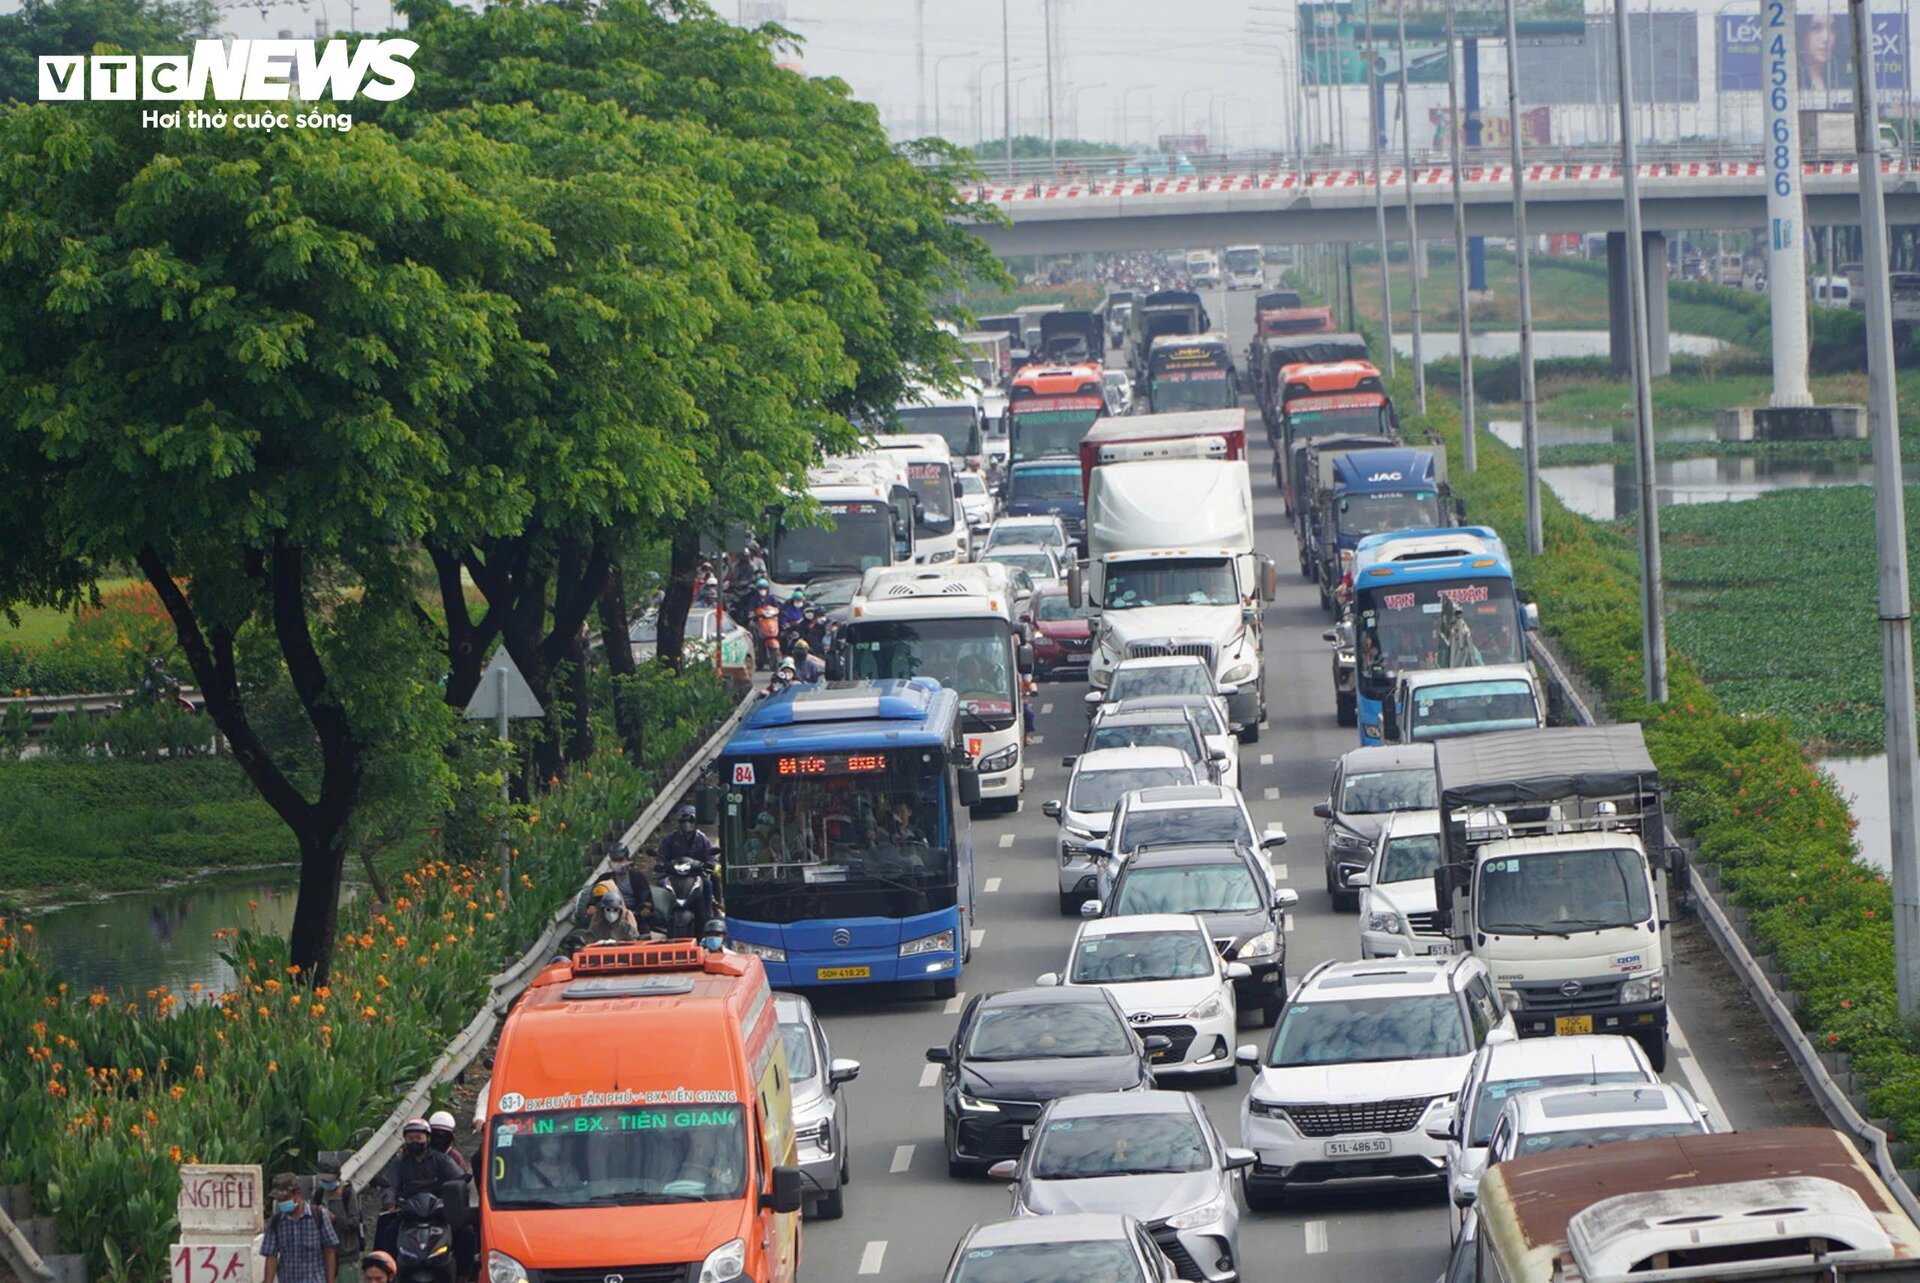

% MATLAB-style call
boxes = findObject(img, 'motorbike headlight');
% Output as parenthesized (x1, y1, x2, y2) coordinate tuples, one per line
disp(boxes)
(1165, 1194, 1226, 1231)
(1366, 910, 1402, 935)
(1185, 992, 1227, 1021)
(977, 744, 1019, 773)
(957, 1092, 1001, 1113)
(1238, 930, 1279, 958)
(488, 1253, 529, 1283)
(901, 930, 955, 957)
(1337, 650, 1355, 665)
(733, 939, 786, 963)
(1362, 722, 1383, 741)
(698, 1237, 748, 1283)
(1221, 661, 1256, 685)
(1621, 971, 1665, 1005)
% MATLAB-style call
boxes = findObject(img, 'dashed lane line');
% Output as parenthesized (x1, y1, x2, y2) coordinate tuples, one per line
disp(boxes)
(890, 1145, 914, 1174)
(860, 1242, 887, 1275)
(1024, 767, 1035, 781)
(943, 990, 967, 1014)
(1260, 753, 1274, 766)
(984, 876, 1003, 893)
(970, 928, 986, 950)
(1264, 787, 1280, 800)
(1305, 1222, 1329, 1254)
(919, 1064, 940, 1088)
(1041, 702, 1054, 714)
(1273, 864, 1288, 881)
(999, 833, 1015, 848)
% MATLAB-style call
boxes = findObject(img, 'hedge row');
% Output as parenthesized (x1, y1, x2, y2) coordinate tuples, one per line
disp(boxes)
(1395, 369, 1920, 1140)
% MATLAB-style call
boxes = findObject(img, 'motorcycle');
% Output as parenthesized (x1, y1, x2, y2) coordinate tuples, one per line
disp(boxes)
(658, 854, 716, 939)
(750, 602, 783, 670)
(393, 1180, 466, 1283)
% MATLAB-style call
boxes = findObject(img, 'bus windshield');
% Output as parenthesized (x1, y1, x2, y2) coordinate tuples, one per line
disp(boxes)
(896, 406, 983, 459)
(902, 459, 956, 534)
(842, 618, 1017, 727)
(1288, 404, 1392, 438)
(1007, 467, 1083, 504)
(1225, 248, 1262, 275)
(768, 502, 894, 582)
(1356, 578, 1523, 680)
(720, 747, 957, 923)
(1337, 492, 1442, 540)
(1150, 368, 1236, 412)
(488, 1105, 745, 1209)
(1010, 407, 1101, 462)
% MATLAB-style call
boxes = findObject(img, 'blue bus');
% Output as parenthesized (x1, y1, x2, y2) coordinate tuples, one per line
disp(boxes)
(717, 678, 979, 998)
(1349, 531, 1535, 746)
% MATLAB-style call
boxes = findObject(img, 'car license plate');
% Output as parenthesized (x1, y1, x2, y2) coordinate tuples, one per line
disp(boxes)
(1555, 1015, 1594, 1035)
(816, 966, 871, 981)
(1424, 941, 1456, 955)
(1323, 1137, 1391, 1158)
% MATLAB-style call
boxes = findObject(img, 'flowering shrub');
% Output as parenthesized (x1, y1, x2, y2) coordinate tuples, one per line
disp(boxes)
(0, 582, 183, 697)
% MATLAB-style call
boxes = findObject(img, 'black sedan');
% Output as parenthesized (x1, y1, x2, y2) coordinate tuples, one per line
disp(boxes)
(928, 986, 1165, 1177)
(1092, 844, 1299, 1025)
(1315, 742, 1436, 911)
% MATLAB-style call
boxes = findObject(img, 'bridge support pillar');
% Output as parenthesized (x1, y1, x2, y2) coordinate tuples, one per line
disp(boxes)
(1607, 230, 1670, 378)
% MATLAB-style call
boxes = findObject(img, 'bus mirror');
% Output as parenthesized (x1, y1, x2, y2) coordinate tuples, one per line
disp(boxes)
(958, 768, 983, 808)
(440, 1179, 472, 1227)
(1017, 643, 1035, 675)
(1454, 497, 1469, 524)
(1067, 564, 1084, 609)
(1261, 556, 1278, 602)
(694, 786, 718, 825)
(1524, 602, 1541, 631)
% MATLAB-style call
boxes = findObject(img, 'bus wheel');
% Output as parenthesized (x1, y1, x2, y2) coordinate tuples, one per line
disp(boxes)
(932, 977, 959, 1001)
(1335, 690, 1357, 727)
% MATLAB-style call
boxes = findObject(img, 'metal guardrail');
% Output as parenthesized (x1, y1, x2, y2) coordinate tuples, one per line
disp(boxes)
(0, 689, 206, 723)
(337, 689, 755, 1192)
(1528, 633, 1920, 1219)
(0, 1210, 56, 1283)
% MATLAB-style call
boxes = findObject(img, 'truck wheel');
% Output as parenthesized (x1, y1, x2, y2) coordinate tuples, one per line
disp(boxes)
(1335, 690, 1357, 727)
(1317, 581, 1332, 612)
(1638, 1029, 1668, 1072)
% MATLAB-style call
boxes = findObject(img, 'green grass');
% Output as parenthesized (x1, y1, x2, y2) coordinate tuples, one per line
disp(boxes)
(0, 577, 145, 651)
(0, 759, 296, 900)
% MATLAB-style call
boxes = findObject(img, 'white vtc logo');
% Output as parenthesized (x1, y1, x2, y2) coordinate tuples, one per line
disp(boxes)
(38, 38, 417, 101)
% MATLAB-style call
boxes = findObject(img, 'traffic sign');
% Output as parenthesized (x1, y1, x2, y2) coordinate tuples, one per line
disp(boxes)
(463, 647, 544, 721)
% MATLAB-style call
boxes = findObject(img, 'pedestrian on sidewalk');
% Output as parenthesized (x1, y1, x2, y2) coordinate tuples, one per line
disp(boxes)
(262, 1171, 339, 1283)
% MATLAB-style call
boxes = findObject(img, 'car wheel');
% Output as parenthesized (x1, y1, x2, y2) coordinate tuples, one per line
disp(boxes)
(1244, 1178, 1287, 1212)
(1058, 892, 1081, 916)
(1262, 989, 1285, 1027)
(1236, 721, 1260, 745)
(1638, 1029, 1668, 1072)
(932, 977, 958, 1000)
(1335, 690, 1357, 727)
(841, 1145, 851, 1185)
(1334, 887, 1360, 914)
(947, 1152, 979, 1179)
(813, 1182, 845, 1221)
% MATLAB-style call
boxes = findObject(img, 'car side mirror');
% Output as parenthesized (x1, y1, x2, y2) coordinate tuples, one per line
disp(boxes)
(925, 1046, 952, 1064)
(1084, 690, 1104, 710)
(1273, 888, 1299, 910)
(987, 1160, 1019, 1181)
(1226, 962, 1253, 980)
(958, 768, 983, 808)
(1142, 1034, 1172, 1052)
(1067, 564, 1084, 608)
(764, 1165, 805, 1215)
(1261, 826, 1288, 849)
(1224, 1147, 1258, 1172)
(1036, 972, 1061, 987)
(1080, 899, 1102, 918)
(1042, 799, 1063, 818)
(1425, 1103, 1457, 1142)
(1235, 1044, 1261, 1067)
(829, 1058, 861, 1085)
(1312, 801, 1331, 819)
(1084, 842, 1109, 861)
(1454, 497, 1469, 523)
(1209, 748, 1228, 762)
(1217, 684, 1239, 699)
(1523, 601, 1540, 631)
(1322, 630, 1338, 643)
(1344, 870, 1371, 888)
(1017, 643, 1035, 675)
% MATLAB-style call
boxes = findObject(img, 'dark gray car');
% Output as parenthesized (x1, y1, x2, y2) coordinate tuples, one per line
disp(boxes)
(988, 1091, 1254, 1283)
(1315, 743, 1436, 911)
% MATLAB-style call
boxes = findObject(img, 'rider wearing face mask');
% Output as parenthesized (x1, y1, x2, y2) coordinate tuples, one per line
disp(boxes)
(372, 1119, 465, 1257)
(310, 1154, 363, 1262)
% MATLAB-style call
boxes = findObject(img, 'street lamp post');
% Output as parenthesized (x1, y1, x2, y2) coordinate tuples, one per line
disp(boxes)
(1122, 83, 1153, 146)
(1505, 0, 1541, 554)
(932, 52, 976, 140)
(1369, 54, 1397, 378)
(1071, 82, 1107, 141)
(1446, 0, 1477, 471)
(1400, 0, 1426, 413)
(1180, 88, 1215, 140)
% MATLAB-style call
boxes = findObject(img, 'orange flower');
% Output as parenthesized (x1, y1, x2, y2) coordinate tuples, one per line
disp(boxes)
(267, 1061, 278, 1074)
(362, 1006, 379, 1019)
(171, 1085, 186, 1100)
(170, 1145, 184, 1162)
(287, 964, 302, 976)
(88, 991, 108, 1007)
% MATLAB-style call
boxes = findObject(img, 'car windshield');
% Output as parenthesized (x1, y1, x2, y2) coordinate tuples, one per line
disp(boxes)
(1069, 766, 1194, 815)
(1512, 1122, 1703, 1159)
(1036, 594, 1096, 622)
(1412, 682, 1538, 737)
(778, 1021, 817, 1081)
(1112, 862, 1262, 914)
(986, 552, 1056, 579)
(487, 1106, 746, 1209)
(1007, 468, 1083, 502)
(1117, 806, 1251, 853)
(1340, 769, 1437, 814)
(1478, 848, 1654, 935)
(1102, 559, 1237, 609)
(965, 1004, 1133, 1061)
(1088, 722, 1200, 759)
(1337, 492, 1442, 539)
(1380, 834, 1443, 885)
(951, 1242, 1146, 1283)
(1109, 665, 1215, 700)
(990, 523, 1065, 550)
(1471, 1073, 1653, 1145)
(1069, 930, 1213, 983)
(1030, 1113, 1211, 1179)
(1268, 994, 1469, 1066)
(1149, 370, 1235, 412)
(958, 474, 987, 496)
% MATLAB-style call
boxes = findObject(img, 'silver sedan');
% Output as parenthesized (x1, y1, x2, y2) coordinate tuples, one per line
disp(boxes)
(776, 993, 861, 1220)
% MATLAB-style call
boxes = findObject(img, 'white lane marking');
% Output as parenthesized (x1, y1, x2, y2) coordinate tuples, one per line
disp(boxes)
(1260, 753, 1274, 766)
(1260, 720, 1271, 730)
(998, 833, 1016, 849)
(1024, 767, 1035, 781)
(985, 876, 1003, 893)
(1668, 1013, 1732, 1128)
(1030, 734, 1044, 744)
(860, 1241, 888, 1274)
(944, 990, 967, 1014)
(1263, 786, 1280, 800)
(919, 1064, 941, 1088)
(1284, 912, 1295, 932)
(1273, 864, 1288, 881)
(970, 928, 986, 950)
(890, 1145, 914, 1174)
(1042, 702, 1054, 714)
(1305, 1221, 1329, 1254)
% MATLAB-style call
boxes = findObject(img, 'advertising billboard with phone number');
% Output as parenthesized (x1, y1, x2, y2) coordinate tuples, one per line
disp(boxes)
(1718, 10, 1907, 92)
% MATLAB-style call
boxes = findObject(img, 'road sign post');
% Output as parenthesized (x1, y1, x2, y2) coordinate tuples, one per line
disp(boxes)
(463, 647, 545, 905)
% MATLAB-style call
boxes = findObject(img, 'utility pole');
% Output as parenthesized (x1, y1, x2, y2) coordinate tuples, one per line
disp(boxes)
(1002, 0, 1013, 172)
(1848, 0, 1920, 1016)
(1043, 0, 1057, 166)
(1370, 54, 1397, 379)
(1400, 0, 1426, 414)
(1446, 0, 1477, 472)
(1611, 0, 1668, 701)
(1504, 0, 1541, 554)
(915, 0, 927, 135)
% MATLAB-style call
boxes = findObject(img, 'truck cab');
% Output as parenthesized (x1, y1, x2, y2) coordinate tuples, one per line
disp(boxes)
(1392, 665, 1544, 743)
(1432, 726, 1686, 1070)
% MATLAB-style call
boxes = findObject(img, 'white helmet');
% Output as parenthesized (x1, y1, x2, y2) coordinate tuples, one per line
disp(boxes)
(428, 1110, 456, 1132)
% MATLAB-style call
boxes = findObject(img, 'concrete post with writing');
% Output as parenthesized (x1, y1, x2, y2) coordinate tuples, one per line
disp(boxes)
(174, 1166, 265, 1283)
(1764, 0, 1814, 407)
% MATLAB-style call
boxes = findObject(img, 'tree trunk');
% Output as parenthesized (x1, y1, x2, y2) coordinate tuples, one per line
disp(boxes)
(598, 565, 645, 760)
(656, 525, 701, 672)
(563, 621, 594, 763)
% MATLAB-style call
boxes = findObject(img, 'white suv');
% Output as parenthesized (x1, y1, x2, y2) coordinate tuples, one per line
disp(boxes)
(1039, 914, 1248, 1086)
(1235, 955, 1513, 1210)
(1045, 748, 1200, 915)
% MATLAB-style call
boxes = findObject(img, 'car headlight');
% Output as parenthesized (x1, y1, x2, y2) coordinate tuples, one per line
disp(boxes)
(699, 1238, 748, 1283)
(1238, 930, 1279, 959)
(901, 930, 955, 957)
(795, 1114, 834, 1152)
(928, 549, 957, 563)
(957, 1091, 1000, 1113)
(1221, 661, 1256, 685)
(487, 1252, 528, 1283)
(1621, 971, 1665, 1005)
(977, 744, 1019, 773)
(1497, 984, 1520, 1010)
(733, 939, 786, 963)
(1366, 910, 1402, 935)
(1329, 828, 1371, 851)
(1185, 992, 1227, 1021)
(1247, 1097, 1286, 1120)
(1165, 1194, 1227, 1231)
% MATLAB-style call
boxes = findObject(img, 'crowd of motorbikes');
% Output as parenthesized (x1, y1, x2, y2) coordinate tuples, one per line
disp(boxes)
(707, 543, 831, 673)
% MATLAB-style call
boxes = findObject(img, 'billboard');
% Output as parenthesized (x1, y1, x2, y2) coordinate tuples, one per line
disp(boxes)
(1301, 3, 1450, 86)
(1516, 13, 1699, 105)
(1718, 11, 1907, 93)
(1428, 106, 1553, 147)
(1354, 0, 1583, 43)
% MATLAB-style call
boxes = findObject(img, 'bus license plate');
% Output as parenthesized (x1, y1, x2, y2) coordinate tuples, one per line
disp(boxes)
(1555, 1015, 1594, 1035)
(816, 966, 871, 981)
(1324, 1137, 1391, 1158)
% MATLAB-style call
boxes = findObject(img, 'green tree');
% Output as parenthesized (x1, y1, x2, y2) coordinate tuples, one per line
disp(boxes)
(0, 105, 543, 981)
(0, 0, 217, 103)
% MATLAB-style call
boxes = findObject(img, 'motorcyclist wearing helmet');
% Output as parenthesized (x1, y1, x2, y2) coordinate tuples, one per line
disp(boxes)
(778, 590, 808, 632)
(370, 1119, 464, 1256)
(425, 1112, 478, 1282)
(585, 887, 641, 942)
(790, 638, 826, 683)
(699, 917, 728, 951)
(758, 657, 797, 699)
(657, 803, 721, 920)
(426, 1111, 469, 1174)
